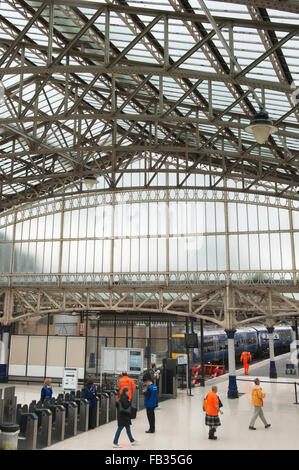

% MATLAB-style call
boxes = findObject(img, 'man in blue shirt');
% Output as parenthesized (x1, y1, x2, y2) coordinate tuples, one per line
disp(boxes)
(144, 377, 158, 433)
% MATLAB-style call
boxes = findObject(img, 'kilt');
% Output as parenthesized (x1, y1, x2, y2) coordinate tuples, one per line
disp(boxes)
(205, 414, 221, 427)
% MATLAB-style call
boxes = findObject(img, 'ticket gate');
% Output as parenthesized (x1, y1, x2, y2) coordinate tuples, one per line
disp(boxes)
(28, 403, 52, 449)
(56, 395, 78, 438)
(41, 399, 66, 444)
(99, 392, 109, 425)
(16, 405, 38, 450)
(0, 386, 17, 423)
(107, 391, 117, 422)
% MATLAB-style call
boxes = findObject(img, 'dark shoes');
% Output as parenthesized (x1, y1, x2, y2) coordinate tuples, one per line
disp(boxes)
(249, 426, 256, 430)
(146, 430, 155, 433)
(208, 429, 217, 440)
(265, 424, 271, 429)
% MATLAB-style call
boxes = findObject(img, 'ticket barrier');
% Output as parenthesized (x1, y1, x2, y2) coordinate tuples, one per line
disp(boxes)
(99, 392, 109, 425)
(107, 390, 117, 422)
(41, 399, 66, 444)
(16, 404, 38, 450)
(28, 401, 52, 449)
(62, 392, 89, 433)
(56, 395, 78, 438)
(0, 387, 17, 424)
(78, 398, 89, 432)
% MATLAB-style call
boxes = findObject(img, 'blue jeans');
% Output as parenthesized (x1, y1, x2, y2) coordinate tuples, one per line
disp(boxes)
(113, 426, 134, 444)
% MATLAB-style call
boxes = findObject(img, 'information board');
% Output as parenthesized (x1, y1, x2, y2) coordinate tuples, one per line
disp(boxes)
(101, 347, 144, 375)
(62, 367, 78, 392)
(176, 354, 188, 366)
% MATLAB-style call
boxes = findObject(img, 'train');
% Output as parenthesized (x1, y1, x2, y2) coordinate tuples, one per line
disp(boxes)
(171, 325, 294, 365)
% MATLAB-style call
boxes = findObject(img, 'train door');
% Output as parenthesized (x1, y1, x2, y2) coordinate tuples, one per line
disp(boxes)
(213, 335, 220, 362)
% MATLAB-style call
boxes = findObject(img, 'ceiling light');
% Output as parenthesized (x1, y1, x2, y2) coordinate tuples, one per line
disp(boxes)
(83, 175, 97, 190)
(245, 108, 278, 144)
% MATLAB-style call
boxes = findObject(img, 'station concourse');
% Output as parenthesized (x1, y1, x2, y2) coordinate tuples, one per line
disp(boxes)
(0, 0, 299, 454)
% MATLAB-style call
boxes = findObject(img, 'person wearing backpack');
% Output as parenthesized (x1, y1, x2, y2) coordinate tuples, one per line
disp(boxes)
(113, 387, 137, 448)
(204, 385, 223, 440)
(249, 378, 271, 430)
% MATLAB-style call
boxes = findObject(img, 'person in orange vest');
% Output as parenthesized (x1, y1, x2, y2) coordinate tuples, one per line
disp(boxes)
(240, 349, 252, 375)
(118, 372, 136, 400)
(204, 385, 223, 440)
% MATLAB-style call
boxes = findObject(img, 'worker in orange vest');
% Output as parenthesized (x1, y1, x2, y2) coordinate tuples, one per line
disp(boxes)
(240, 350, 252, 375)
(118, 372, 136, 400)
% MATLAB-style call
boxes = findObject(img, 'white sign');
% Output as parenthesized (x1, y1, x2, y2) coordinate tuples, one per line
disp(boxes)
(63, 367, 78, 392)
(176, 354, 188, 366)
(101, 347, 144, 375)
(151, 353, 157, 364)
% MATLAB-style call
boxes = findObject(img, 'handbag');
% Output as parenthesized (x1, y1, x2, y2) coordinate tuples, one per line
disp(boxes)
(118, 400, 131, 415)
(218, 397, 223, 408)
(130, 406, 137, 419)
(203, 396, 207, 412)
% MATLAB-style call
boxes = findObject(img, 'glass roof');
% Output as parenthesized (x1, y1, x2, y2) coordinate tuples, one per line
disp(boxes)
(0, 0, 298, 211)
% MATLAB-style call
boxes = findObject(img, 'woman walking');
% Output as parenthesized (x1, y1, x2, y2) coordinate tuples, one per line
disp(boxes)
(113, 387, 137, 448)
(204, 385, 223, 440)
(249, 378, 271, 430)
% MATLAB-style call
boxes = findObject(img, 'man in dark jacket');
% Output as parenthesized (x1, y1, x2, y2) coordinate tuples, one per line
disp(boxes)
(82, 379, 98, 429)
(113, 388, 137, 448)
(144, 378, 158, 433)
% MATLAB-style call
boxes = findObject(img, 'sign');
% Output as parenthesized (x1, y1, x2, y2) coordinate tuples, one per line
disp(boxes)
(129, 350, 142, 373)
(150, 353, 157, 364)
(79, 323, 85, 335)
(63, 367, 78, 392)
(176, 354, 188, 366)
(101, 347, 144, 375)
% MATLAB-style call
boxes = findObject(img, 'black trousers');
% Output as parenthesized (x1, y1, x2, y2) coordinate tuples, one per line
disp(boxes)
(146, 407, 155, 432)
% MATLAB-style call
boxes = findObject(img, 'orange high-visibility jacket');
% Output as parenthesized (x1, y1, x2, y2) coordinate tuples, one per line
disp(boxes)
(118, 376, 136, 400)
(205, 391, 219, 416)
(240, 351, 252, 363)
(251, 386, 265, 407)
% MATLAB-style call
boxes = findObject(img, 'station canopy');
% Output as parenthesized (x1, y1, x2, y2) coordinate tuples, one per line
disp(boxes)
(0, 0, 299, 212)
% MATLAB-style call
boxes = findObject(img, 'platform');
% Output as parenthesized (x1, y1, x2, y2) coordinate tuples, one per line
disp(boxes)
(3, 367, 299, 451)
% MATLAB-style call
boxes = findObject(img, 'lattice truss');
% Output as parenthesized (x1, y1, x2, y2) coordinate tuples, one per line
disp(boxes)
(1, 285, 299, 326)
(0, 0, 299, 211)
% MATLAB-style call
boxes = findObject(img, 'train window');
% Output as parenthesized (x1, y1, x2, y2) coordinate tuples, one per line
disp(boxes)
(204, 339, 214, 353)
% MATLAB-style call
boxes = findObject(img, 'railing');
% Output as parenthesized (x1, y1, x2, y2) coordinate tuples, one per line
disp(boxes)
(0, 270, 296, 287)
(237, 378, 299, 405)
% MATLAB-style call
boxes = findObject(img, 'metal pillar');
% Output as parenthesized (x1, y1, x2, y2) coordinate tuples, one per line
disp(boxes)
(225, 329, 239, 399)
(267, 327, 277, 379)
(291, 325, 298, 369)
(0, 325, 10, 382)
(199, 318, 205, 387)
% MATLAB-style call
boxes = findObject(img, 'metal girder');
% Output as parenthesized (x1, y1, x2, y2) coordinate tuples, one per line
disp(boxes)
(0, 63, 294, 94)
(1, 285, 299, 326)
(27, 0, 299, 27)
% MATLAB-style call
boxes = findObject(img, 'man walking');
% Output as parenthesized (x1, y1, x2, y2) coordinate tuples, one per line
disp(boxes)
(249, 378, 271, 430)
(144, 377, 158, 434)
(240, 349, 252, 375)
(118, 371, 136, 401)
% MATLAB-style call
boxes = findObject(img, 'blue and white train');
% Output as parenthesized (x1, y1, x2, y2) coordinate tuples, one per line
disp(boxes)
(171, 325, 294, 364)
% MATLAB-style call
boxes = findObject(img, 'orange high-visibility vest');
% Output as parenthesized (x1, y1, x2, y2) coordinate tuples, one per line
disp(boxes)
(118, 376, 136, 400)
(240, 351, 252, 363)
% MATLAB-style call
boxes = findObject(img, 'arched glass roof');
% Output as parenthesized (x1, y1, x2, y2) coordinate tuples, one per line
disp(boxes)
(0, 0, 298, 211)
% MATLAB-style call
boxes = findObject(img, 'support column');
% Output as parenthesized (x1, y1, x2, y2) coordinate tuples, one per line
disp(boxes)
(291, 325, 298, 370)
(199, 318, 205, 387)
(0, 325, 11, 383)
(225, 329, 239, 399)
(89, 322, 96, 369)
(267, 327, 277, 379)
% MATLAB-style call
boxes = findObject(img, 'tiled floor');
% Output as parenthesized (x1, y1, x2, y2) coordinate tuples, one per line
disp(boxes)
(2, 354, 299, 450)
